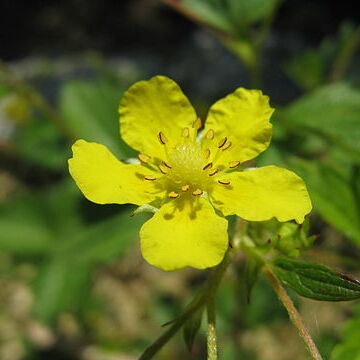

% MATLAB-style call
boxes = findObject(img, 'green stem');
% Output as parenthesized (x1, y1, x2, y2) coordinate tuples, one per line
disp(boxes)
(248, 0, 283, 88)
(254, 0, 283, 53)
(207, 292, 217, 360)
(330, 25, 360, 82)
(0, 61, 74, 139)
(249, 58, 261, 88)
(138, 249, 233, 360)
(264, 266, 323, 360)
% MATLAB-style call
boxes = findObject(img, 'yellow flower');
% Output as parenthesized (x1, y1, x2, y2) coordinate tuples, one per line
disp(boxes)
(68, 76, 312, 271)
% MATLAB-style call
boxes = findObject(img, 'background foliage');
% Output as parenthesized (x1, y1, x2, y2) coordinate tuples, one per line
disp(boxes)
(1, 0, 360, 359)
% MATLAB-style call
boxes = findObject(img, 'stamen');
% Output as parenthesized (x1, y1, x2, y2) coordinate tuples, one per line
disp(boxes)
(192, 189, 203, 196)
(209, 169, 219, 176)
(144, 176, 156, 181)
(157, 164, 168, 174)
(222, 141, 232, 151)
(158, 131, 168, 145)
(192, 118, 202, 130)
(205, 129, 214, 140)
(204, 148, 211, 159)
(168, 191, 179, 199)
(229, 161, 240, 168)
(182, 127, 190, 137)
(181, 184, 190, 192)
(138, 153, 150, 163)
(218, 180, 231, 185)
(218, 137, 228, 149)
(202, 162, 213, 170)
(162, 161, 172, 169)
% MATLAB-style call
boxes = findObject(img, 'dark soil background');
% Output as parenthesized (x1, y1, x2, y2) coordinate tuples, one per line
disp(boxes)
(1, 0, 360, 60)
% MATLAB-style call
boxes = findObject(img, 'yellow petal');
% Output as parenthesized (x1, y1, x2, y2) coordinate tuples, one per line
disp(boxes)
(211, 166, 312, 224)
(203, 88, 274, 166)
(140, 196, 228, 271)
(69, 139, 162, 205)
(119, 76, 197, 160)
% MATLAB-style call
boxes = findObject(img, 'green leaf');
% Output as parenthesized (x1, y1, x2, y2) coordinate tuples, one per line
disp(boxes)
(285, 49, 326, 91)
(284, 22, 359, 90)
(272, 258, 360, 301)
(0, 180, 85, 255)
(290, 159, 360, 243)
(182, 0, 233, 33)
(36, 180, 85, 237)
(60, 79, 135, 160)
(283, 83, 360, 161)
(330, 304, 360, 360)
(34, 208, 145, 322)
(57, 207, 145, 265)
(33, 256, 90, 323)
(183, 306, 203, 351)
(0, 84, 11, 97)
(181, 0, 278, 35)
(227, 0, 278, 25)
(15, 114, 69, 170)
(0, 194, 54, 255)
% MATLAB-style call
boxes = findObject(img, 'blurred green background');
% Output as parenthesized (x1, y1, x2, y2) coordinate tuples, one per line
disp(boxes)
(1, 1, 360, 359)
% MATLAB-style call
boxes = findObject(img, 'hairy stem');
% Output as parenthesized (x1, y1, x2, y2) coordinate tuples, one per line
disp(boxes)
(264, 267, 323, 360)
(138, 249, 233, 360)
(207, 292, 217, 360)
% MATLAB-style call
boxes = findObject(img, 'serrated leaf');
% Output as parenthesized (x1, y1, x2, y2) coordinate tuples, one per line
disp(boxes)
(272, 258, 360, 301)
(290, 159, 360, 243)
(283, 83, 360, 161)
(183, 306, 203, 351)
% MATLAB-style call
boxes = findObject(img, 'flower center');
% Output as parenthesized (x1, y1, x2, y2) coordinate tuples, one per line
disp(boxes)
(166, 142, 212, 191)
(141, 122, 237, 200)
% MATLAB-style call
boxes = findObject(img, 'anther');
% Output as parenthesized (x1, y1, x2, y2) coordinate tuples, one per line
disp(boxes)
(144, 176, 157, 181)
(138, 153, 150, 163)
(202, 162, 213, 170)
(222, 141, 232, 151)
(157, 164, 168, 174)
(204, 148, 211, 159)
(229, 161, 240, 168)
(168, 191, 179, 199)
(218, 137, 228, 149)
(208, 169, 219, 176)
(158, 131, 168, 145)
(181, 184, 190, 192)
(182, 127, 190, 137)
(218, 180, 231, 185)
(162, 161, 172, 169)
(205, 129, 214, 140)
(192, 189, 203, 196)
(192, 117, 202, 130)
